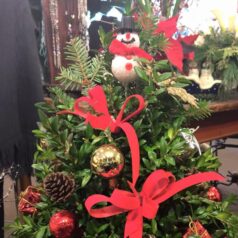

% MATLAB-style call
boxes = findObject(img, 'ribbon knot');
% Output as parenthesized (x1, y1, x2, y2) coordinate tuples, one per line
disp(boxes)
(141, 196, 158, 219)
(85, 170, 223, 238)
(58, 86, 145, 186)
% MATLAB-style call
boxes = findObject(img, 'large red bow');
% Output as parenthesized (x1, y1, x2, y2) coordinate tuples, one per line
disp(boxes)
(109, 39, 153, 61)
(85, 170, 223, 238)
(58, 86, 145, 186)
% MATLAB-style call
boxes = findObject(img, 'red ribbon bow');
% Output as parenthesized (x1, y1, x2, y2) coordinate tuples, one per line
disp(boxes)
(109, 39, 153, 61)
(85, 170, 223, 238)
(58, 86, 145, 186)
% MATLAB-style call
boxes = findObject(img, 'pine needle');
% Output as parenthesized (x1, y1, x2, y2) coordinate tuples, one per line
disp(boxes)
(56, 38, 107, 92)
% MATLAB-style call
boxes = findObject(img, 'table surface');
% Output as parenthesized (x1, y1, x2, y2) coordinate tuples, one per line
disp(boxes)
(194, 99, 238, 143)
(209, 99, 238, 112)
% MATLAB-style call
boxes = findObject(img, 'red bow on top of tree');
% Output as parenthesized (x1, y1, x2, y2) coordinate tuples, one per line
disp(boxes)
(154, 16, 198, 72)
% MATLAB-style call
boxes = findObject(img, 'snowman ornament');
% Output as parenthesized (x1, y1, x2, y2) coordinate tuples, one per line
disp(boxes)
(109, 16, 153, 85)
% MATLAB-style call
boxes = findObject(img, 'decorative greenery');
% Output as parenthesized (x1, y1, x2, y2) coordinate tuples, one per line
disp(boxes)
(56, 38, 107, 93)
(9, 1, 238, 237)
(195, 29, 238, 94)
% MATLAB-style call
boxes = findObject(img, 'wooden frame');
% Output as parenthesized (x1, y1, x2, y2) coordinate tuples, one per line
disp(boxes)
(19, 0, 88, 191)
(41, 0, 87, 82)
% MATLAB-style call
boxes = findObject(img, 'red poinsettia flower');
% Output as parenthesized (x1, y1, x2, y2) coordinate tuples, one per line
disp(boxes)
(155, 16, 198, 72)
(180, 34, 199, 60)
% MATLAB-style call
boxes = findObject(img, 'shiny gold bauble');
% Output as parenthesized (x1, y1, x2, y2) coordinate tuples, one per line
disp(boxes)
(90, 144, 124, 178)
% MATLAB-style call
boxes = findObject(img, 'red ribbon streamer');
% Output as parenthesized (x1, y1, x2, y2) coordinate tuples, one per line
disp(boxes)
(109, 39, 153, 61)
(58, 86, 145, 186)
(85, 170, 224, 238)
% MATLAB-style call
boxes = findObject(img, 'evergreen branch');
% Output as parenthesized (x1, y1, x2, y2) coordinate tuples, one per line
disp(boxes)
(56, 67, 84, 91)
(56, 38, 107, 91)
(222, 47, 238, 58)
(89, 55, 107, 83)
(185, 100, 211, 121)
(65, 38, 90, 82)
(55, 38, 91, 90)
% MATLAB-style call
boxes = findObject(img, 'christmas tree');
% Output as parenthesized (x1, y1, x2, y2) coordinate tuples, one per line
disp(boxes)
(10, 1, 238, 238)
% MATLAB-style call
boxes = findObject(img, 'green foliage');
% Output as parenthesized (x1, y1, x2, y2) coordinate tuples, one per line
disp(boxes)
(183, 193, 238, 238)
(56, 38, 108, 93)
(195, 29, 238, 93)
(185, 100, 211, 121)
(10, 4, 238, 238)
(7, 216, 50, 238)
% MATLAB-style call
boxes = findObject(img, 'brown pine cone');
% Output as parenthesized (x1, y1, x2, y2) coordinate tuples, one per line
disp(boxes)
(43, 172, 75, 203)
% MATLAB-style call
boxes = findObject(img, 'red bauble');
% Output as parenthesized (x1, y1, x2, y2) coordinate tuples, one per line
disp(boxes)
(207, 186, 222, 202)
(49, 210, 76, 238)
(183, 220, 212, 238)
(18, 186, 41, 215)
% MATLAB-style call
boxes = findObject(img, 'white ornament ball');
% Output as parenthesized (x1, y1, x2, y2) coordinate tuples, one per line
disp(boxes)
(111, 55, 139, 83)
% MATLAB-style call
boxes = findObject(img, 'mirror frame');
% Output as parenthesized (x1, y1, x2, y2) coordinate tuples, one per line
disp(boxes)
(42, 0, 87, 83)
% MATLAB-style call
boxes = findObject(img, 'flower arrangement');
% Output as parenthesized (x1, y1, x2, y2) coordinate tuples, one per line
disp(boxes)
(194, 10, 238, 97)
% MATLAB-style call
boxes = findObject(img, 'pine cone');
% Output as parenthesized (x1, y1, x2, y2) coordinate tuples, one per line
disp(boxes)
(43, 172, 75, 203)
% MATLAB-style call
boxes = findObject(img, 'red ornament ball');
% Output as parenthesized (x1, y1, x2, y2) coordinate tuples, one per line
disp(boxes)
(207, 186, 221, 202)
(49, 210, 76, 238)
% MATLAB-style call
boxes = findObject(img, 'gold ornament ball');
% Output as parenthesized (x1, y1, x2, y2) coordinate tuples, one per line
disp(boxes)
(90, 144, 125, 178)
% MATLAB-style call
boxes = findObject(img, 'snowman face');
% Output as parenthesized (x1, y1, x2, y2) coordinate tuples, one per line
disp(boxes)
(116, 31, 140, 48)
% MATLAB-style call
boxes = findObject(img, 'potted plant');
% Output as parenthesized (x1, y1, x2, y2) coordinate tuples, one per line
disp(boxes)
(194, 11, 238, 98)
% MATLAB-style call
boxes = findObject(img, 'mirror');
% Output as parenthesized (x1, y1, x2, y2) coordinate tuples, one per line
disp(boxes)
(41, 0, 124, 83)
(41, 0, 238, 83)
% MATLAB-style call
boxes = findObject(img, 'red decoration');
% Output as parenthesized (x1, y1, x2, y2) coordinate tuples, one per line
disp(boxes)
(126, 63, 133, 71)
(179, 35, 199, 60)
(132, 13, 139, 22)
(58, 86, 145, 186)
(207, 186, 222, 202)
(49, 210, 76, 238)
(18, 186, 41, 215)
(164, 38, 184, 72)
(85, 170, 223, 238)
(183, 220, 212, 238)
(109, 39, 153, 61)
(156, 15, 179, 38)
(154, 16, 198, 72)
